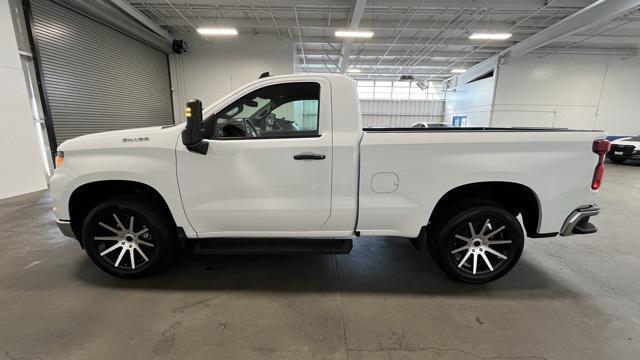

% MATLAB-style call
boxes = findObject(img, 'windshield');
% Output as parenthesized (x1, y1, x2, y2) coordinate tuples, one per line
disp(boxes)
(629, 135, 640, 141)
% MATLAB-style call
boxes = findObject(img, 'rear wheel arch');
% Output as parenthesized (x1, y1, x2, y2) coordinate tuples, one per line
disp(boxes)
(427, 181, 542, 238)
(68, 180, 177, 242)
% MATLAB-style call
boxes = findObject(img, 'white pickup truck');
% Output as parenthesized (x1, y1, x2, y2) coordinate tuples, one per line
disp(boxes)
(50, 73, 610, 283)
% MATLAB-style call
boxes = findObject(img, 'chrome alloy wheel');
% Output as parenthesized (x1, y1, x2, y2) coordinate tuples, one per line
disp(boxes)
(94, 213, 155, 270)
(449, 218, 512, 275)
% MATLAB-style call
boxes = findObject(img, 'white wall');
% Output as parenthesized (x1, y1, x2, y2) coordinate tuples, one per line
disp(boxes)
(443, 77, 496, 127)
(594, 56, 640, 136)
(360, 100, 444, 127)
(0, 0, 47, 199)
(443, 56, 498, 127)
(169, 33, 294, 122)
(492, 54, 640, 136)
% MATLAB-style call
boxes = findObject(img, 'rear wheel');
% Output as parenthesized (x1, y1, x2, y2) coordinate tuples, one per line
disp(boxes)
(82, 196, 175, 278)
(429, 204, 524, 283)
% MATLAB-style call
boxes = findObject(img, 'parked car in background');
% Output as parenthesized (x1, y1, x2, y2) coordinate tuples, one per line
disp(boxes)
(411, 122, 450, 128)
(608, 135, 640, 164)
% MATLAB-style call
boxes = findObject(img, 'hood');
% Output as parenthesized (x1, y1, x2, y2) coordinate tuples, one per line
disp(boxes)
(58, 125, 183, 152)
(612, 137, 640, 149)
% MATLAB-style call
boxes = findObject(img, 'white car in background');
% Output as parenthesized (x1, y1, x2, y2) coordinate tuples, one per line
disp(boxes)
(410, 122, 450, 128)
(608, 135, 640, 164)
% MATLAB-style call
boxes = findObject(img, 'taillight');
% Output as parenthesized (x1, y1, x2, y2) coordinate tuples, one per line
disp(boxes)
(592, 164, 605, 190)
(591, 139, 610, 190)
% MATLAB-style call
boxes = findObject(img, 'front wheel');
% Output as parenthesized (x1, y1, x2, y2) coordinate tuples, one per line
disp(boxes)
(429, 205, 524, 284)
(82, 196, 176, 278)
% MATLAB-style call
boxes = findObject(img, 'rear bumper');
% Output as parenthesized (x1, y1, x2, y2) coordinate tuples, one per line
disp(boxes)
(56, 219, 76, 239)
(559, 205, 599, 236)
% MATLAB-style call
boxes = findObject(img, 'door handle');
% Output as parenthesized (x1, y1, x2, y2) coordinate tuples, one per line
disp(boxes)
(294, 153, 326, 160)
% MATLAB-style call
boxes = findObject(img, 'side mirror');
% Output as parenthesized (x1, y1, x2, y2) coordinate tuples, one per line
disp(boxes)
(181, 99, 209, 155)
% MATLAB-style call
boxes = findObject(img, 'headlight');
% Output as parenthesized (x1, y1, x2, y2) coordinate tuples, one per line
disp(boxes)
(55, 151, 64, 168)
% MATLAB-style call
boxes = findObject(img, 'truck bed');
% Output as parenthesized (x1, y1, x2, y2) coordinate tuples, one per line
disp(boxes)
(364, 127, 603, 133)
(356, 128, 607, 238)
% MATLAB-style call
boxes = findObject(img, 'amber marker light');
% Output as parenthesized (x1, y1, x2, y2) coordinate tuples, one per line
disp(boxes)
(55, 151, 64, 168)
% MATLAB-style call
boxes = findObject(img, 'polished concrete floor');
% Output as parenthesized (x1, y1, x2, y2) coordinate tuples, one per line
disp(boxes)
(0, 163, 639, 360)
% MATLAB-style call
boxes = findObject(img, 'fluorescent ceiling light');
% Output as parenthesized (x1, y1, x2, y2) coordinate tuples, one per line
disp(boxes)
(197, 27, 238, 36)
(335, 30, 374, 38)
(347, 68, 362, 73)
(469, 32, 512, 40)
(451, 69, 467, 73)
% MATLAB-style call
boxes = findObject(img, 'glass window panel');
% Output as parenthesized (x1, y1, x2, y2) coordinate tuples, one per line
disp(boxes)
(358, 90, 374, 99)
(211, 82, 320, 138)
(410, 93, 428, 100)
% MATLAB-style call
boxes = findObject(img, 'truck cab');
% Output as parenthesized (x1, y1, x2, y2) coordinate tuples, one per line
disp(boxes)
(177, 75, 361, 238)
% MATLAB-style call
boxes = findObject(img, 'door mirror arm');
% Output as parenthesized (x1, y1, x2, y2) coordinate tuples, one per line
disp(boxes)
(181, 99, 209, 155)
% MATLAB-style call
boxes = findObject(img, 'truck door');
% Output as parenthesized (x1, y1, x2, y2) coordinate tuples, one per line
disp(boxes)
(176, 80, 332, 237)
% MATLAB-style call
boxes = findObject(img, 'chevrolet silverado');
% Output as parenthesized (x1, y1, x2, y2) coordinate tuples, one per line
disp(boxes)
(50, 73, 610, 283)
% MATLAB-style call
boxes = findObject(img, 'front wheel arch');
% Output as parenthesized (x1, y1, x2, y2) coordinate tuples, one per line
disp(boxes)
(69, 180, 176, 243)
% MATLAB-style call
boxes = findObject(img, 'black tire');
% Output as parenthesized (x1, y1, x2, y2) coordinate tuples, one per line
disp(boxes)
(609, 156, 626, 164)
(428, 203, 524, 284)
(82, 196, 176, 278)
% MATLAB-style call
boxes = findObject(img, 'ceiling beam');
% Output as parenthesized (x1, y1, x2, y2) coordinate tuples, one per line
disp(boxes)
(139, 16, 529, 32)
(297, 45, 640, 58)
(498, 0, 640, 64)
(338, 0, 367, 73)
(299, 49, 498, 58)
(301, 70, 452, 78)
(298, 36, 522, 46)
(109, 0, 173, 42)
(300, 55, 492, 63)
(364, 0, 593, 10)
(443, 0, 640, 85)
(132, 0, 590, 12)
(304, 59, 467, 68)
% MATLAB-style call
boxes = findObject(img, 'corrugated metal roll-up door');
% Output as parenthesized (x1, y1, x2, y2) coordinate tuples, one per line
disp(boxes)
(29, 0, 174, 145)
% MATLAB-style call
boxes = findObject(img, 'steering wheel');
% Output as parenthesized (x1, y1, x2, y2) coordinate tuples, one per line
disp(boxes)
(244, 120, 259, 137)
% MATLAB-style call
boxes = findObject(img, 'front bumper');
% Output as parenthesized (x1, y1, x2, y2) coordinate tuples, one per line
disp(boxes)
(608, 145, 640, 159)
(609, 153, 640, 160)
(56, 219, 76, 239)
(559, 205, 599, 236)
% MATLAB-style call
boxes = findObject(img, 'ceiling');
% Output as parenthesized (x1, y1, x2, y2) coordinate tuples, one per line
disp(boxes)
(128, 0, 640, 80)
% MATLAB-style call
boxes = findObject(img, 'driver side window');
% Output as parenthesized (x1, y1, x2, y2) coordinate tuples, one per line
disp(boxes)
(209, 82, 320, 139)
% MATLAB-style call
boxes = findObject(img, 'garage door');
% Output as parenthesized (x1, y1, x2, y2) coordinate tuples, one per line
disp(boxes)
(29, 0, 174, 145)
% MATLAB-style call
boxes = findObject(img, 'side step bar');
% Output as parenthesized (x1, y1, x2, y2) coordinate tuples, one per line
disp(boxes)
(192, 238, 353, 255)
